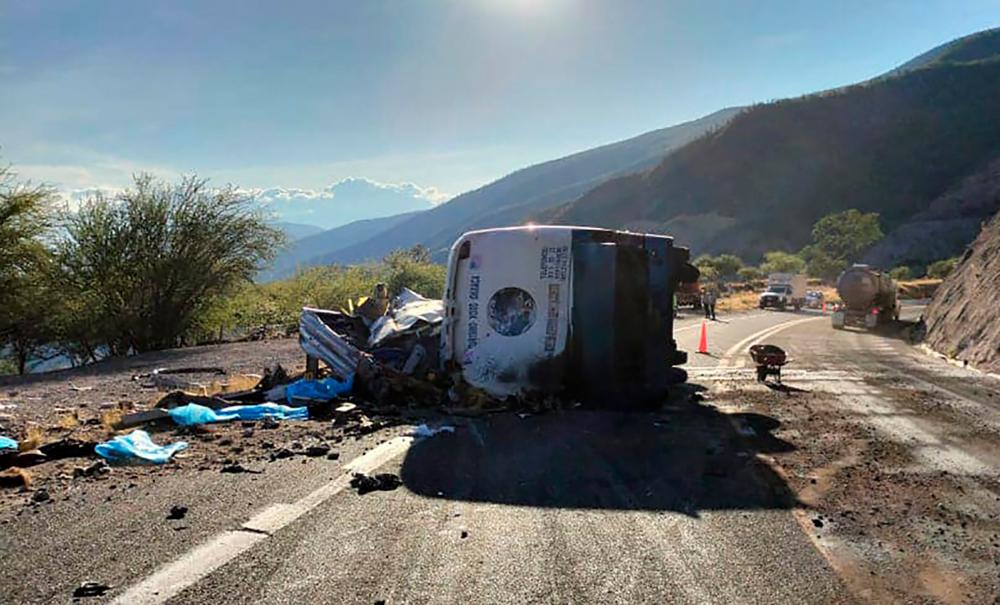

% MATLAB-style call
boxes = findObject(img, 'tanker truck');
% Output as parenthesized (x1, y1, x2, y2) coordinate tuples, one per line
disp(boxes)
(831, 264, 900, 330)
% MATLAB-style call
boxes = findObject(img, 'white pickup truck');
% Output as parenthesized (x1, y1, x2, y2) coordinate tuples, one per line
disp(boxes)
(759, 273, 808, 311)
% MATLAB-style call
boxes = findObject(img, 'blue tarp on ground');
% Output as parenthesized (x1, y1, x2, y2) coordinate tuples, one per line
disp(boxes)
(95, 430, 188, 464)
(168, 402, 309, 426)
(0, 436, 17, 451)
(284, 376, 353, 403)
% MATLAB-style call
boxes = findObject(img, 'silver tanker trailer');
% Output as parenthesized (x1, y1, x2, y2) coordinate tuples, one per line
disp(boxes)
(831, 264, 900, 330)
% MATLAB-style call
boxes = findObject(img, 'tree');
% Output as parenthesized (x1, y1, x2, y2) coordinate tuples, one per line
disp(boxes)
(56, 174, 285, 354)
(926, 257, 959, 279)
(759, 251, 806, 274)
(809, 209, 883, 262)
(798, 209, 883, 281)
(799, 247, 844, 281)
(693, 253, 743, 281)
(383, 245, 445, 298)
(0, 165, 57, 373)
(889, 266, 912, 281)
(737, 266, 764, 282)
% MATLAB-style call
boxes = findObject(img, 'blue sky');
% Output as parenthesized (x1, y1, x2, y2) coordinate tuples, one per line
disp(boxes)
(1, 0, 998, 226)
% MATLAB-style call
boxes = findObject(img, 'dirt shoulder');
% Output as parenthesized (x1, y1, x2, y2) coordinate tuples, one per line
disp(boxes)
(711, 377, 1000, 604)
(0, 338, 417, 516)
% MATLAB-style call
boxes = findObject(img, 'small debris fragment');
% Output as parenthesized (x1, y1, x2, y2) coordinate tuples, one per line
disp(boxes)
(72, 581, 112, 598)
(350, 472, 401, 495)
(262, 416, 280, 430)
(271, 448, 296, 460)
(0, 467, 32, 488)
(74, 460, 110, 479)
(326, 451, 340, 461)
(32, 489, 50, 503)
(460, 530, 469, 539)
(812, 518, 824, 529)
(410, 424, 455, 438)
(305, 444, 331, 457)
(221, 463, 262, 474)
(167, 505, 188, 520)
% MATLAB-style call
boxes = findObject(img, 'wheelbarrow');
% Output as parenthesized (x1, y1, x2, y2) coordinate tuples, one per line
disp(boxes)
(749, 344, 788, 384)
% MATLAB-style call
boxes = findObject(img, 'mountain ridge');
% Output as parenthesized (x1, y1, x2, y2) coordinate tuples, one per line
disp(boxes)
(541, 28, 1000, 265)
(264, 107, 741, 278)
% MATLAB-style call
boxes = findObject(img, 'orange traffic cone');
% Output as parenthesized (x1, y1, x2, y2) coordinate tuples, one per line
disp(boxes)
(697, 321, 709, 354)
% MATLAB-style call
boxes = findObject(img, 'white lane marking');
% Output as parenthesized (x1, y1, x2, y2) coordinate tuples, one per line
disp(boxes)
(719, 316, 826, 367)
(113, 435, 414, 605)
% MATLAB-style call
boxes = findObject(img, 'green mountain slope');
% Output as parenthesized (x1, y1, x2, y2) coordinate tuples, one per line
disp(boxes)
(544, 28, 1000, 263)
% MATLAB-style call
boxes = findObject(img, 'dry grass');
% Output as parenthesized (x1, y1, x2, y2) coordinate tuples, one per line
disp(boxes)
(898, 279, 941, 299)
(717, 290, 763, 312)
(717, 284, 839, 313)
(100, 408, 124, 433)
(196, 374, 261, 397)
(18, 425, 45, 452)
(56, 411, 80, 430)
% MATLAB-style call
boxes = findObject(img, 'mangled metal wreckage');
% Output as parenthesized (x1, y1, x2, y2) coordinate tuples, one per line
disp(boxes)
(300, 226, 698, 406)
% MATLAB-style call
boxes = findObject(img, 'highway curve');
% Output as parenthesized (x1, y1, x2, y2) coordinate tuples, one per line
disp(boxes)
(2, 307, 997, 604)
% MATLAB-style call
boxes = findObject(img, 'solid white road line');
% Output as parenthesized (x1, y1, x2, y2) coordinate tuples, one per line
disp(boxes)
(113, 435, 415, 605)
(719, 315, 827, 367)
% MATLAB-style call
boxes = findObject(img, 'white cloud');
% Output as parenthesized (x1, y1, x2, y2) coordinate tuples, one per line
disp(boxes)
(251, 177, 448, 229)
(51, 177, 448, 229)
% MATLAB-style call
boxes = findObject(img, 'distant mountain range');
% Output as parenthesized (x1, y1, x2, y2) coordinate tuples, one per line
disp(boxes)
(273, 221, 325, 241)
(266, 27, 1000, 279)
(264, 107, 740, 279)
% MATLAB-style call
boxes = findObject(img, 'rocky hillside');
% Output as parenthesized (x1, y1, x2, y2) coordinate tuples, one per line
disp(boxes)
(265, 107, 740, 278)
(543, 28, 1000, 262)
(923, 212, 1000, 373)
(863, 157, 1000, 268)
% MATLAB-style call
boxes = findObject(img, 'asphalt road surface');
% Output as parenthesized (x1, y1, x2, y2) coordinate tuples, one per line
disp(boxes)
(2, 305, 998, 604)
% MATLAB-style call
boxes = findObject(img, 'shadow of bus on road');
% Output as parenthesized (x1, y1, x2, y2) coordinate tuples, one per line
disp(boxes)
(400, 391, 799, 516)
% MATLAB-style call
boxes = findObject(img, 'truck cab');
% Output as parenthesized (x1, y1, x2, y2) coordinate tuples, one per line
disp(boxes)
(759, 273, 807, 311)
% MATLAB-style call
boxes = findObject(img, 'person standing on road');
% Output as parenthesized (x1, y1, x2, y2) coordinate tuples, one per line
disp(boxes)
(702, 287, 717, 321)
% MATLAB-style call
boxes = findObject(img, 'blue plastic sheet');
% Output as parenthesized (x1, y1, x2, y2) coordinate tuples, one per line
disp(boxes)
(219, 402, 309, 421)
(95, 430, 188, 464)
(0, 436, 17, 451)
(284, 375, 353, 403)
(168, 403, 235, 426)
(168, 402, 309, 426)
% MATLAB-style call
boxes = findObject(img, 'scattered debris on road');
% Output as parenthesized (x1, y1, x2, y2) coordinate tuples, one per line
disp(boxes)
(94, 430, 189, 464)
(349, 472, 402, 495)
(410, 424, 455, 438)
(72, 581, 111, 598)
(166, 505, 188, 520)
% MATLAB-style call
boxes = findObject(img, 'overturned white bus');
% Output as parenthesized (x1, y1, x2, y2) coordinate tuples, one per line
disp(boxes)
(440, 226, 698, 405)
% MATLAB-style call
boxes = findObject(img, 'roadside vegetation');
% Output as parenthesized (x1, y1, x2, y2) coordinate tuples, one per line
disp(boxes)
(2, 164, 952, 375)
(696, 208, 947, 306)
(0, 167, 444, 374)
(195, 246, 445, 343)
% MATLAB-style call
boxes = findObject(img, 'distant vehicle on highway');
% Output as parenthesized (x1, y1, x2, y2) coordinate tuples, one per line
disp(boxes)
(676, 281, 702, 309)
(831, 264, 900, 330)
(759, 273, 807, 311)
(805, 290, 825, 309)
